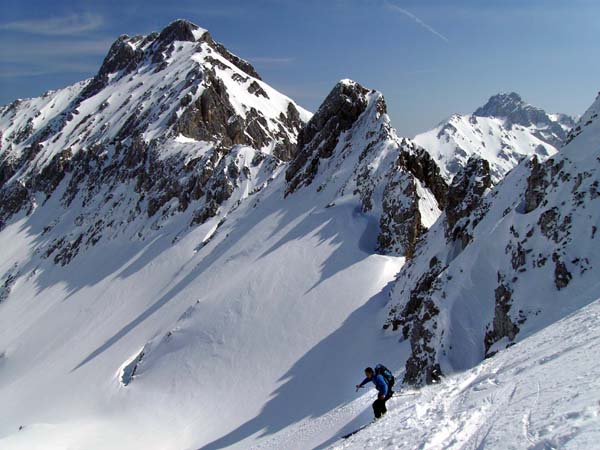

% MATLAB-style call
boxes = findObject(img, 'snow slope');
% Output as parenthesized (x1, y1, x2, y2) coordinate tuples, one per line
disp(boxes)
(333, 298, 600, 450)
(0, 168, 405, 450)
(0, 27, 443, 448)
(414, 93, 576, 183)
(0, 19, 598, 450)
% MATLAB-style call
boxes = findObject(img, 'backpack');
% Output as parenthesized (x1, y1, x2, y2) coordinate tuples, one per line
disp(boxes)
(375, 364, 395, 392)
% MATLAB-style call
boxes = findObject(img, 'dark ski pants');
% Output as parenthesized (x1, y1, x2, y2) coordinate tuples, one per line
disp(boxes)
(372, 392, 393, 418)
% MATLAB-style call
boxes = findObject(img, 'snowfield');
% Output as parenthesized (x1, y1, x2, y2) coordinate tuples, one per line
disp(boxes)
(0, 169, 406, 450)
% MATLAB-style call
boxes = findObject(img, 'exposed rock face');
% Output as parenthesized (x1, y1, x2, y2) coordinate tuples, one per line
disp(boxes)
(376, 141, 448, 257)
(523, 156, 551, 213)
(0, 264, 19, 303)
(397, 144, 448, 209)
(377, 165, 423, 258)
(285, 80, 369, 194)
(156, 19, 198, 45)
(484, 275, 519, 357)
(446, 156, 492, 248)
(175, 69, 248, 145)
(0, 19, 308, 264)
(386, 257, 445, 385)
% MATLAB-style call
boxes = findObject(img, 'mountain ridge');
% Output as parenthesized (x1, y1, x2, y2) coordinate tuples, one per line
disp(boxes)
(414, 92, 576, 184)
(386, 92, 600, 385)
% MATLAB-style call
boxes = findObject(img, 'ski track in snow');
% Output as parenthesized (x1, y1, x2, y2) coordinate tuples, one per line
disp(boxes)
(327, 299, 600, 450)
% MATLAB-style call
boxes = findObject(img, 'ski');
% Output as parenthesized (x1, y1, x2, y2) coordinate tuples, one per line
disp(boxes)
(341, 424, 369, 439)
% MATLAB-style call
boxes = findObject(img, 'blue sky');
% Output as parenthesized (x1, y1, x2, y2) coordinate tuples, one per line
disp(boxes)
(0, 0, 598, 136)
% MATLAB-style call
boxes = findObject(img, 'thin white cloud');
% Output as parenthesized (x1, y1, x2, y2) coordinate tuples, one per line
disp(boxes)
(0, 13, 104, 36)
(0, 39, 112, 61)
(249, 57, 295, 65)
(385, 2, 449, 43)
(0, 62, 99, 78)
(0, 38, 111, 79)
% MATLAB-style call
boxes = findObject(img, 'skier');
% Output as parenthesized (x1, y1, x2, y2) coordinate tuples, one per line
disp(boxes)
(355, 365, 394, 419)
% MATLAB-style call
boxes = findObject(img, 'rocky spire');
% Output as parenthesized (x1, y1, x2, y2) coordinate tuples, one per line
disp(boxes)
(285, 80, 370, 194)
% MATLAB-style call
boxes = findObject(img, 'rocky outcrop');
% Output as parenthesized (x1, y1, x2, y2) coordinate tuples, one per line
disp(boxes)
(207, 38, 263, 81)
(285, 80, 369, 194)
(397, 143, 448, 209)
(0, 264, 19, 303)
(446, 156, 492, 247)
(377, 166, 423, 258)
(484, 274, 519, 357)
(523, 156, 551, 213)
(385, 256, 445, 385)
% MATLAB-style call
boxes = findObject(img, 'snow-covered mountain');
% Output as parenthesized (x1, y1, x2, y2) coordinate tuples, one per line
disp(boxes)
(0, 19, 309, 242)
(0, 20, 446, 450)
(385, 92, 600, 386)
(414, 92, 577, 183)
(1, 17, 599, 450)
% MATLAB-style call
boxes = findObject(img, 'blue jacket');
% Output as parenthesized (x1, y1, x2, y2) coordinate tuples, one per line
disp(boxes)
(359, 374, 388, 397)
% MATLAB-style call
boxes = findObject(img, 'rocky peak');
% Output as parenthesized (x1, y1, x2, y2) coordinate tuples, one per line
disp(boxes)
(82, 19, 260, 101)
(475, 92, 542, 126)
(296, 79, 370, 150)
(156, 19, 201, 45)
(98, 35, 141, 77)
(474, 92, 525, 118)
(285, 80, 370, 194)
(0, 19, 309, 246)
(284, 79, 446, 260)
(474, 92, 572, 146)
(475, 91, 556, 130)
(79, 34, 144, 100)
(416, 92, 576, 186)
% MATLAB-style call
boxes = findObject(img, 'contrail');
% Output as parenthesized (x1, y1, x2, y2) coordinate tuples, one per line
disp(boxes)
(385, 2, 449, 43)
